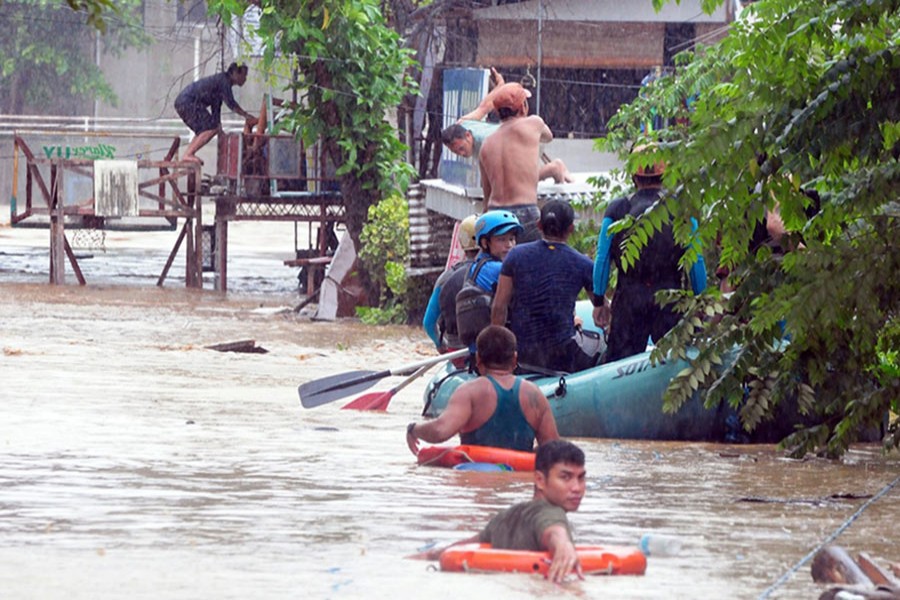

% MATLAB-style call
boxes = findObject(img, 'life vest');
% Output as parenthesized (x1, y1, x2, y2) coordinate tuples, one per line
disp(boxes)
(611, 189, 683, 289)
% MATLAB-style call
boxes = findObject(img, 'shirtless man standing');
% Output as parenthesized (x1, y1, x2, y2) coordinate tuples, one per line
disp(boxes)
(478, 82, 552, 243)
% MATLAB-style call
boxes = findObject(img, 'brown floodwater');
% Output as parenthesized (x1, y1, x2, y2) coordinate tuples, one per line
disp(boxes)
(1, 225, 898, 600)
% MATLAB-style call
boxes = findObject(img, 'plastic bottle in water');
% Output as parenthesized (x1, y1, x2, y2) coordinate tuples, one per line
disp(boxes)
(639, 533, 683, 557)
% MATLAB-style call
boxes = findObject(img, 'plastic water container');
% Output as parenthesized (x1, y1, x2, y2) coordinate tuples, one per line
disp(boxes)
(639, 534, 683, 557)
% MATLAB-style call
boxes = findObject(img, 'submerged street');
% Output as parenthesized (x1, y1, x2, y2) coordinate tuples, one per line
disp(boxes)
(0, 225, 897, 599)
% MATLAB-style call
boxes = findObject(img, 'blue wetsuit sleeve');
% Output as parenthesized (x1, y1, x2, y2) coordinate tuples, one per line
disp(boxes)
(423, 286, 442, 349)
(689, 217, 707, 295)
(592, 217, 614, 297)
(690, 254, 707, 295)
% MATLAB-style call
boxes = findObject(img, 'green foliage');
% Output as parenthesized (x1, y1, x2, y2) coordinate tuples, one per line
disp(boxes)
(0, 0, 149, 113)
(384, 261, 409, 297)
(356, 193, 410, 323)
(209, 0, 418, 305)
(356, 301, 407, 325)
(568, 218, 600, 257)
(211, 0, 418, 190)
(874, 318, 900, 392)
(603, 0, 900, 456)
(63, 0, 118, 32)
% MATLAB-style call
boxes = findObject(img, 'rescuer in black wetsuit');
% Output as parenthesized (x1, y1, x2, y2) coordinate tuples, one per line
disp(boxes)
(593, 150, 707, 363)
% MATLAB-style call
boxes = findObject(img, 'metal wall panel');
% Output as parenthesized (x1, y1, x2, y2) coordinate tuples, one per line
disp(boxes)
(93, 160, 139, 217)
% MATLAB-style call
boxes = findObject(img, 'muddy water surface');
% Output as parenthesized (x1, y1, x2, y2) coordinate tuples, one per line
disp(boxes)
(1, 225, 898, 600)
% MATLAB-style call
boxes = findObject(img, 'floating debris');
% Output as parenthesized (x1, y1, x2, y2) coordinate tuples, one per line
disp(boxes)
(205, 339, 268, 354)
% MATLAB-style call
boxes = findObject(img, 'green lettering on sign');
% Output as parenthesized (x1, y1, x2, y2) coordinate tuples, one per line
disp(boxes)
(42, 144, 117, 160)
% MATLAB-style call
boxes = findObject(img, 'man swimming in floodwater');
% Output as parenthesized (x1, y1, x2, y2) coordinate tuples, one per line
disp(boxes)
(409, 439, 586, 585)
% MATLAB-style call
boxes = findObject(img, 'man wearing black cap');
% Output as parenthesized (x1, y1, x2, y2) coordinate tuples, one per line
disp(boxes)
(592, 149, 707, 363)
(491, 200, 604, 373)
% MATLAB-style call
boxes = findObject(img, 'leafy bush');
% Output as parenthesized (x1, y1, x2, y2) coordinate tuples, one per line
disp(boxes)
(356, 193, 409, 324)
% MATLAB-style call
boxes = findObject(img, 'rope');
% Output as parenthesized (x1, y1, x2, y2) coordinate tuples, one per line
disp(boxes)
(757, 473, 900, 599)
(417, 447, 475, 468)
(421, 368, 466, 417)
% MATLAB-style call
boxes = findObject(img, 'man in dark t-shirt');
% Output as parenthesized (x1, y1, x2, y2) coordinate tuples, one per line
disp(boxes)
(410, 440, 587, 584)
(492, 200, 604, 373)
(174, 62, 258, 164)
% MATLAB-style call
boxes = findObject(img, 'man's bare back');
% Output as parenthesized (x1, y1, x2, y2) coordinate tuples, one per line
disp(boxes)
(480, 115, 552, 208)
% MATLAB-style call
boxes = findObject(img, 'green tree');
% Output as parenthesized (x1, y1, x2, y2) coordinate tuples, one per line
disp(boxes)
(599, 0, 900, 457)
(209, 0, 418, 302)
(61, 0, 119, 32)
(0, 0, 148, 114)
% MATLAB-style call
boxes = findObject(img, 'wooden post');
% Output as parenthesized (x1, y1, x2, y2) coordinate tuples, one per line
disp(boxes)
(184, 167, 197, 288)
(49, 164, 65, 284)
(192, 169, 203, 288)
(214, 197, 231, 292)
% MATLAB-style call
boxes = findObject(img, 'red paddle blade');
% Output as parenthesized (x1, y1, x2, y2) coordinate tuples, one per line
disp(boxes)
(341, 390, 394, 411)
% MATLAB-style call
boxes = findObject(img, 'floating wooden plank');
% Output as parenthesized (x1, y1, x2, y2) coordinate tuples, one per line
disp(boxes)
(205, 340, 268, 354)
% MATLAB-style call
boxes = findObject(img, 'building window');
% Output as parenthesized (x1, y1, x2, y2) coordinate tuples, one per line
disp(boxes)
(177, 0, 208, 24)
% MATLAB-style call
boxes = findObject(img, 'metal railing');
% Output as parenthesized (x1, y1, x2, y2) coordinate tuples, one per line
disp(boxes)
(0, 114, 244, 137)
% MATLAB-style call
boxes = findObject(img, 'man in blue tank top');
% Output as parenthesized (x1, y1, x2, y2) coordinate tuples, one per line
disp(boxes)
(405, 326, 559, 454)
(409, 440, 587, 584)
(492, 200, 604, 373)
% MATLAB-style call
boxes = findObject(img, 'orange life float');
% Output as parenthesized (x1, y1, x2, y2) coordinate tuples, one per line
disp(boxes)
(417, 445, 536, 471)
(439, 543, 647, 576)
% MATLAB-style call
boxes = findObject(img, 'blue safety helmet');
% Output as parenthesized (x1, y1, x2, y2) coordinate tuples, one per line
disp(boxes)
(474, 211, 523, 247)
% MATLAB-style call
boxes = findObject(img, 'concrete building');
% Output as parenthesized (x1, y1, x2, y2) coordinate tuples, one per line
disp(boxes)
(1, 0, 272, 221)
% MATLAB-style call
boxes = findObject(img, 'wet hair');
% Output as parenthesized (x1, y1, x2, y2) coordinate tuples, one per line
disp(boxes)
(226, 62, 249, 76)
(476, 325, 517, 369)
(441, 124, 468, 146)
(633, 171, 663, 187)
(539, 200, 575, 238)
(497, 106, 518, 120)
(535, 440, 585, 476)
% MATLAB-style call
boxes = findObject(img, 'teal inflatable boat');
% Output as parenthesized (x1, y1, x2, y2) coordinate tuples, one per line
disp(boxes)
(422, 302, 780, 442)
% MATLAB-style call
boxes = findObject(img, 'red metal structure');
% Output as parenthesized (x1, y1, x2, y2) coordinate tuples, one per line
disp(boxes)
(210, 124, 345, 293)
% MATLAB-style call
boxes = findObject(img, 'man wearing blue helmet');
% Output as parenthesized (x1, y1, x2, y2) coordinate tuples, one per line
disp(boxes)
(455, 211, 523, 350)
(422, 215, 480, 352)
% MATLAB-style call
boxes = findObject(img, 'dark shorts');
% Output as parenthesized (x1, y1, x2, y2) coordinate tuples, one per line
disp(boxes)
(518, 337, 597, 374)
(603, 283, 680, 363)
(488, 204, 541, 243)
(175, 100, 218, 134)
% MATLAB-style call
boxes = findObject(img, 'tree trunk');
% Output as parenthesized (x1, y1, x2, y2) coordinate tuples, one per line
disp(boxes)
(307, 58, 383, 305)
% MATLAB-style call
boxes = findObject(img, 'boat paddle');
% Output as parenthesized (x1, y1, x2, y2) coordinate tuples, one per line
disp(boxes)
(340, 363, 434, 411)
(298, 348, 468, 409)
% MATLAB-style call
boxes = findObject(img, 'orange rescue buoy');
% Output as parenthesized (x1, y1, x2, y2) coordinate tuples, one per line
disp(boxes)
(439, 543, 647, 576)
(417, 445, 536, 471)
